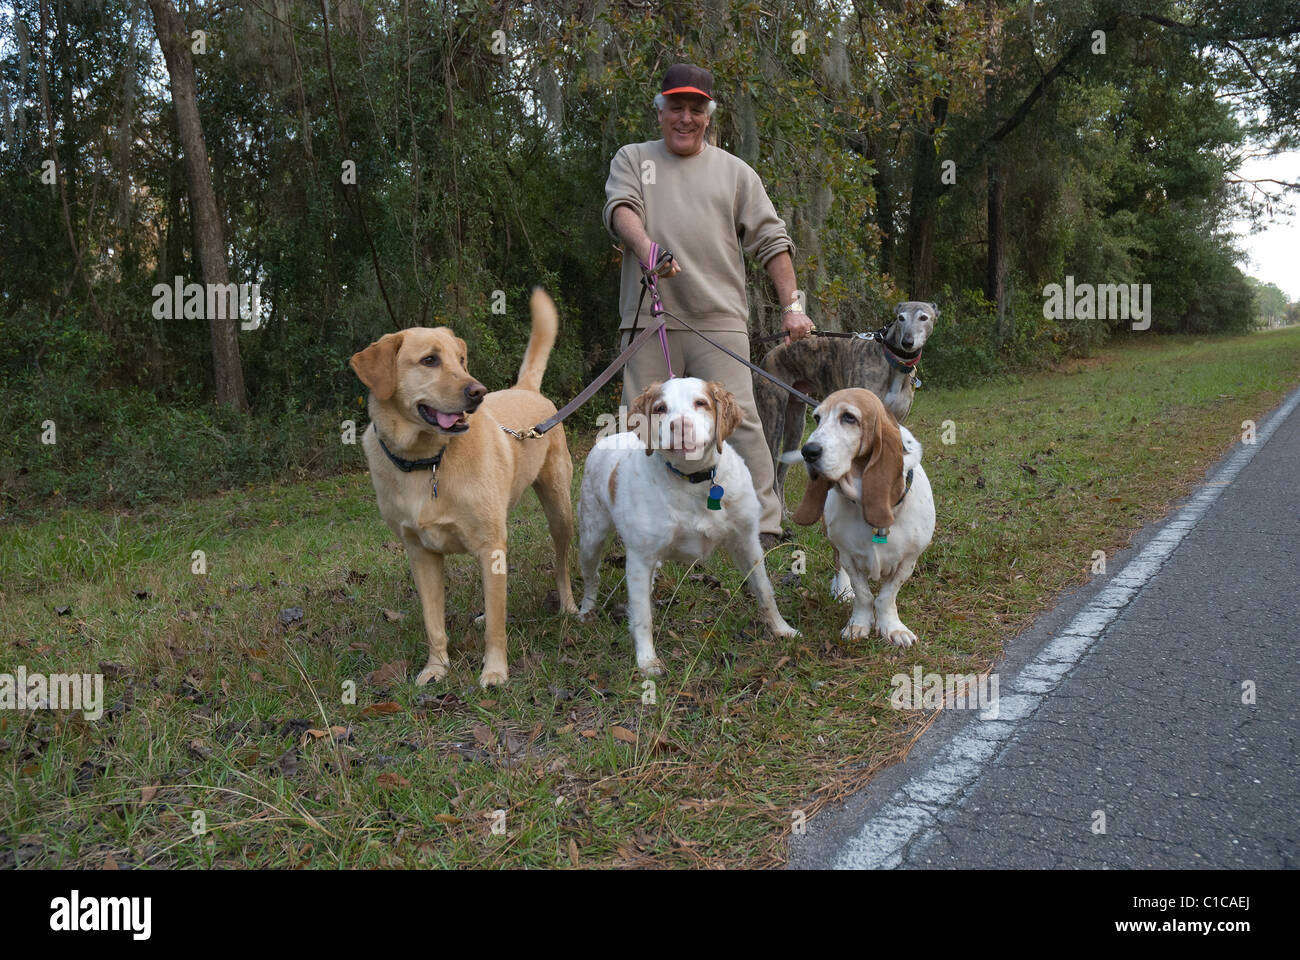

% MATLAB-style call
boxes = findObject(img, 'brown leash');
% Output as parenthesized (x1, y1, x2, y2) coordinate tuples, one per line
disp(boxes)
(503, 318, 669, 439)
(505, 262, 823, 439)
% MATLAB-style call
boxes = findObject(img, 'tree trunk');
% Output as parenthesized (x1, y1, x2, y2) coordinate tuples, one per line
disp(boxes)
(904, 91, 947, 300)
(986, 160, 1009, 341)
(147, 0, 248, 411)
(903, 1, 948, 300)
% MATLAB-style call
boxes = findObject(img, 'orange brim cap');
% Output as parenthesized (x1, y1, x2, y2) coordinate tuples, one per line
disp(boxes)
(661, 86, 713, 99)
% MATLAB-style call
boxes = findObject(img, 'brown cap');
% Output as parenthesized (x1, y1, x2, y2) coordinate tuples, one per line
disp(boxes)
(661, 63, 714, 101)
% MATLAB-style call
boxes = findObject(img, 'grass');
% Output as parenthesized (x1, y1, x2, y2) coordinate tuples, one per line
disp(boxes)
(2, 327, 1299, 868)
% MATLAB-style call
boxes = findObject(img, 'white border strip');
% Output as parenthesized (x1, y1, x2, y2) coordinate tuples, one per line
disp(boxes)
(830, 386, 1300, 869)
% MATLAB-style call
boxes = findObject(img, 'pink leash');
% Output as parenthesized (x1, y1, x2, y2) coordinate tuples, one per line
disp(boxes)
(641, 241, 674, 379)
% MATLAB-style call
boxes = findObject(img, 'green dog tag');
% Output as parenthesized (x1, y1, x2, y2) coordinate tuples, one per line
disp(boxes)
(707, 483, 724, 510)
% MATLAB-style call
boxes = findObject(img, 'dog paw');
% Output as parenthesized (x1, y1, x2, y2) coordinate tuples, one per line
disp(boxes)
(473, 612, 486, 628)
(841, 622, 873, 642)
(415, 658, 450, 686)
(479, 668, 508, 688)
(638, 658, 665, 678)
(770, 621, 799, 639)
(577, 604, 599, 624)
(880, 623, 917, 648)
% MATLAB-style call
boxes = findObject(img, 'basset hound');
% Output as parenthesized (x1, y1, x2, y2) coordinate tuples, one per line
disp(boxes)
(794, 388, 935, 647)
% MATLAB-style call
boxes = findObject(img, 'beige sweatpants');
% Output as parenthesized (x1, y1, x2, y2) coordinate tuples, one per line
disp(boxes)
(619, 327, 783, 536)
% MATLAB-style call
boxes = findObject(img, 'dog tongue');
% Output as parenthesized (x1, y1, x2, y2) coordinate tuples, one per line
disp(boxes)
(435, 410, 461, 429)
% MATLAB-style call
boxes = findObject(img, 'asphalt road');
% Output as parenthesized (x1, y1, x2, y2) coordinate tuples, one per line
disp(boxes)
(790, 385, 1300, 869)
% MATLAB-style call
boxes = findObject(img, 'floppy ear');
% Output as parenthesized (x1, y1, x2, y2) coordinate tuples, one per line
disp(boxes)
(707, 381, 742, 452)
(454, 335, 468, 369)
(856, 401, 906, 529)
(350, 332, 404, 401)
(928, 302, 939, 320)
(629, 382, 662, 457)
(793, 472, 832, 526)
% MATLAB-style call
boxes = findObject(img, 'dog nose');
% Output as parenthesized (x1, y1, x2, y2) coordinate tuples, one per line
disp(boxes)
(802, 442, 822, 462)
(902, 335, 915, 349)
(464, 382, 486, 406)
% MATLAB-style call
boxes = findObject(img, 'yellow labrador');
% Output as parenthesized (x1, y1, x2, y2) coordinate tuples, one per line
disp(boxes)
(350, 289, 578, 687)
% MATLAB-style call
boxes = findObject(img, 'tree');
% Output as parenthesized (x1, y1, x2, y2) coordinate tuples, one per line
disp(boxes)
(146, 0, 247, 411)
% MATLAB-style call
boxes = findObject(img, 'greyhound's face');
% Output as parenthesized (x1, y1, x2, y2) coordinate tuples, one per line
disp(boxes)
(887, 301, 938, 353)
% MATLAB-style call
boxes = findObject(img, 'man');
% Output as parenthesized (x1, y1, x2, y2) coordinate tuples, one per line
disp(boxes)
(603, 63, 813, 547)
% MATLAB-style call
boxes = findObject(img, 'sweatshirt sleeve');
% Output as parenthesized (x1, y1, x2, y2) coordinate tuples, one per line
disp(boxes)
(735, 163, 796, 266)
(603, 145, 644, 239)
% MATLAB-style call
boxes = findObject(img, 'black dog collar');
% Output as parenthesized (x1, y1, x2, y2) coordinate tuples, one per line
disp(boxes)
(377, 433, 446, 473)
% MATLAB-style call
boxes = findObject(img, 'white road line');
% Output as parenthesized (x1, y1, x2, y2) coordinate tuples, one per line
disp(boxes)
(830, 386, 1300, 870)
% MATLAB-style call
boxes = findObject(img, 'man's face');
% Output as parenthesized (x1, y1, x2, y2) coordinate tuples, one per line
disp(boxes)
(658, 94, 710, 156)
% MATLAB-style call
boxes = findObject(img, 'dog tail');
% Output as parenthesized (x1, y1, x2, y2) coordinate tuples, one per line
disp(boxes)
(516, 287, 558, 393)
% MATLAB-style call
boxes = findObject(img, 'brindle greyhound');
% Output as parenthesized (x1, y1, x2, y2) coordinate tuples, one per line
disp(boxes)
(755, 300, 937, 505)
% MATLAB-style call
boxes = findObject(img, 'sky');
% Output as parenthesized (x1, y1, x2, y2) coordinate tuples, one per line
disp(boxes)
(1230, 150, 1300, 302)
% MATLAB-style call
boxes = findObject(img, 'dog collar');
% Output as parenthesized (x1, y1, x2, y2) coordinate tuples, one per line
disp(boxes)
(660, 456, 725, 510)
(376, 433, 448, 497)
(881, 338, 922, 370)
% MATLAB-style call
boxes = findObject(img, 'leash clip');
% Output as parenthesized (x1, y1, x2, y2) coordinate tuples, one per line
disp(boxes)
(501, 425, 544, 440)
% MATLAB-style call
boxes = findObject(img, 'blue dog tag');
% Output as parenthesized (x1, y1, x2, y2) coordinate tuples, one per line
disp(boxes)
(707, 483, 724, 510)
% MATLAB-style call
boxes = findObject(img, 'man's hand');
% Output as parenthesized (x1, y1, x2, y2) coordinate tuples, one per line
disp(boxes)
(652, 252, 681, 279)
(783, 308, 814, 344)
(612, 204, 680, 278)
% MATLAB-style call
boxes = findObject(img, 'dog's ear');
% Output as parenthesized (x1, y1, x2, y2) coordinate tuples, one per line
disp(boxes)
(707, 381, 742, 452)
(455, 335, 468, 369)
(793, 473, 832, 526)
(629, 382, 663, 457)
(350, 332, 404, 401)
(853, 392, 905, 529)
(895, 301, 906, 316)
(928, 302, 939, 320)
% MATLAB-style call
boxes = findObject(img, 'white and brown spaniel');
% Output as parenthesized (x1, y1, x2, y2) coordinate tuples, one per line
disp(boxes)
(578, 377, 798, 675)
(794, 388, 935, 647)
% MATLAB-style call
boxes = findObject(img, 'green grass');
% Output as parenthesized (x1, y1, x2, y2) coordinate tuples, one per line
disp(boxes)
(2, 327, 1299, 868)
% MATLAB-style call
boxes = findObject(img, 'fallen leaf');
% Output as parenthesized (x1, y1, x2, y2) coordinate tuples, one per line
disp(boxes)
(610, 726, 637, 744)
(140, 785, 160, 804)
(361, 701, 403, 717)
(102, 854, 119, 870)
(556, 722, 574, 734)
(249, 670, 263, 683)
(471, 723, 495, 747)
(568, 837, 579, 867)
(367, 660, 408, 685)
(580, 729, 598, 738)
(376, 772, 410, 790)
(434, 813, 461, 824)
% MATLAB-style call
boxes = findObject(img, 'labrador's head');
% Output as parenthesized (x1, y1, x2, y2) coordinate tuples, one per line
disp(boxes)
(350, 327, 487, 436)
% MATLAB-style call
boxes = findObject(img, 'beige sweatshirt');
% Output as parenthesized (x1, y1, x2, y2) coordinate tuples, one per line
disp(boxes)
(603, 140, 795, 333)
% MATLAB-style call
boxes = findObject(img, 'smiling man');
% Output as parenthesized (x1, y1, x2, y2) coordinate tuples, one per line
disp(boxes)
(604, 63, 812, 546)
